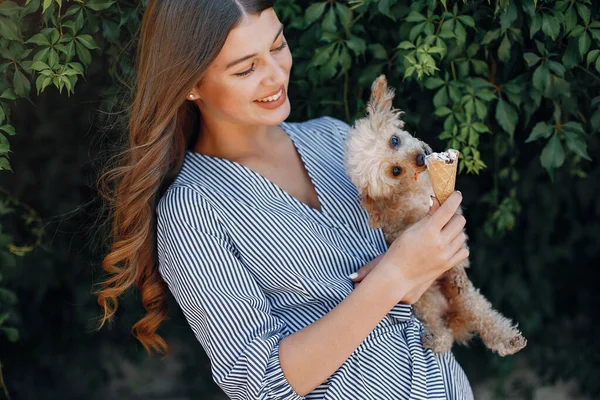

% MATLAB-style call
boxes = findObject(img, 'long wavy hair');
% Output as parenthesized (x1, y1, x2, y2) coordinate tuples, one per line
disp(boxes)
(93, 0, 275, 357)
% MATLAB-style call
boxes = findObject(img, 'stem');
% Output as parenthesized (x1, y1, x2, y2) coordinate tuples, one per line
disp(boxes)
(343, 71, 350, 122)
(576, 65, 600, 83)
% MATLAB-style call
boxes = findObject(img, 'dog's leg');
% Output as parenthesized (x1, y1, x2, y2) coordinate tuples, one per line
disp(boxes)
(439, 264, 469, 299)
(446, 283, 527, 356)
(413, 287, 455, 353)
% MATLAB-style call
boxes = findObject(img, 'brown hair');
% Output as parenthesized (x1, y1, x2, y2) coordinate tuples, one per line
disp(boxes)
(93, 0, 275, 357)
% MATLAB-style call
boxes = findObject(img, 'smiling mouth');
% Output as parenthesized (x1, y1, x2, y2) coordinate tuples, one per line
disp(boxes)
(256, 85, 285, 102)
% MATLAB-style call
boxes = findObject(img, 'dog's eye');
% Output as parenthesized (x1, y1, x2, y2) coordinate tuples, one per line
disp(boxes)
(392, 166, 402, 176)
(390, 135, 400, 148)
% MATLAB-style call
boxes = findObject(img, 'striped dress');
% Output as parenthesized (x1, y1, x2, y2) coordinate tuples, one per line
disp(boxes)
(156, 116, 474, 400)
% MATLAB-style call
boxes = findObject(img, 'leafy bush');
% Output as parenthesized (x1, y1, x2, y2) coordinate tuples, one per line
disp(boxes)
(1, 0, 599, 398)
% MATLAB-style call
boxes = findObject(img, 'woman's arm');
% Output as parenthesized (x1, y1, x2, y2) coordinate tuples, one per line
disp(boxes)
(279, 263, 406, 396)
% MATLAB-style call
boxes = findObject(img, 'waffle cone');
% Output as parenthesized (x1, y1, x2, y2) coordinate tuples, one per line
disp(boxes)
(426, 151, 459, 204)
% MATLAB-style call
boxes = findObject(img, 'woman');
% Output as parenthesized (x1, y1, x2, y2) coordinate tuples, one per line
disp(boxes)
(95, 1, 474, 399)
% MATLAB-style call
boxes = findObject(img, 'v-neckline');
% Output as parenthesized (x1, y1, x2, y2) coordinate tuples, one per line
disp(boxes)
(186, 121, 331, 222)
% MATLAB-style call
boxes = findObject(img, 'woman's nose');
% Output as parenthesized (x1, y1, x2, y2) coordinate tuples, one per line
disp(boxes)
(263, 56, 287, 85)
(416, 153, 425, 167)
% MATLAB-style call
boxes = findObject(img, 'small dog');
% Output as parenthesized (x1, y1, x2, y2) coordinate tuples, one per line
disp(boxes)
(343, 75, 527, 356)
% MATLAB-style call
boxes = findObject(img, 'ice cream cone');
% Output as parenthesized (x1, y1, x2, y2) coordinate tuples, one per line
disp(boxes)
(425, 149, 460, 204)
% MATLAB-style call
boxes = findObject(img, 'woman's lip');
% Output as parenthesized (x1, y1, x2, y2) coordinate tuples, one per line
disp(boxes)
(254, 86, 286, 109)
(256, 85, 284, 101)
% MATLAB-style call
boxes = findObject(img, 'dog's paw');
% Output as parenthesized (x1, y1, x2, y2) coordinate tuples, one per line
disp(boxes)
(496, 334, 527, 356)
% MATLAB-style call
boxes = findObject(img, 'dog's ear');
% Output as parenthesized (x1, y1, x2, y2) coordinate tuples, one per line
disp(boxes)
(368, 75, 395, 116)
(359, 188, 383, 229)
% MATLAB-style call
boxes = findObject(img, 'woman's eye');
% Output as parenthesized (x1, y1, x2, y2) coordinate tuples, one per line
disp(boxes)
(235, 62, 255, 77)
(390, 135, 400, 147)
(392, 166, 402, 176)
(274, 41, 288, 51)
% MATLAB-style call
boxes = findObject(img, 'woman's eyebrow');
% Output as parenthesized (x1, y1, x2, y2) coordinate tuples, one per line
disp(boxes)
(225, 24, 284, 70)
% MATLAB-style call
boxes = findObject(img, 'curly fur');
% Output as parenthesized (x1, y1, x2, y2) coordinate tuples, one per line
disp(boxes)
(343, 75, 527, 356)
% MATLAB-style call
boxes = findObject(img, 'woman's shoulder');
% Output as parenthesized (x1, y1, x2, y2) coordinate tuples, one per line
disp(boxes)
(283, 115, 352, 140)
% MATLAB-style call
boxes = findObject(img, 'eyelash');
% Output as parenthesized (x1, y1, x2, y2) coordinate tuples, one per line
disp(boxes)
(235, 41, 288, 77)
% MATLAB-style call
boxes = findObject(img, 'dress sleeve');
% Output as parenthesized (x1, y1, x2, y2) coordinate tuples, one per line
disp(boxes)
(323, 116, 351, 140)
(156, 186, 306, 400)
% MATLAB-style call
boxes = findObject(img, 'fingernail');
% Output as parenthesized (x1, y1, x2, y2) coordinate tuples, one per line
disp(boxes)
(348, 272, 358, 280)
(456, 190, 462, 196)
(429, 196, 434, 207)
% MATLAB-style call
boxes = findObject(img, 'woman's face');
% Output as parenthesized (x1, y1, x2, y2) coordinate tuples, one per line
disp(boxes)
(193, 8, 292, 127)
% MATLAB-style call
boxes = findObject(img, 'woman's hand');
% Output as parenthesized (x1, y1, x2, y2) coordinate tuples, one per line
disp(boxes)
(349, 192, 468, 304)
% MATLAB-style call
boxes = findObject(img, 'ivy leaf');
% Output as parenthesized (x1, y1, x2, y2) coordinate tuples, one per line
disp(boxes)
(377, 0, 396, 21)
(498, 35, 511, 63)
(405, 11, 426, 23)
(335, 3, 352, 31)
(346, 35, 366, 57)
(424, 77, 445, 89)
(542, 14, 560, 40)
(525, 122, 553, 143)
(304, 2, 327, 26)
(579, 33, 591, 57)
(13, 66, 30, 97)
(0, 156, 12, 171)
(321, 6, 337, 33)
(85, 0, 115, 11)
(576, 3, 591, 26)
(524, 52, 541, 68)
(496, 98, 518, 137)
(540, 133, 565, 179)
(563, 130, 591, 161)
(0, 16, 20, 41)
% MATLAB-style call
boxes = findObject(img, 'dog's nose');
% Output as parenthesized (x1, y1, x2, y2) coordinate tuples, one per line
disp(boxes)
(416, 153, 425, 167)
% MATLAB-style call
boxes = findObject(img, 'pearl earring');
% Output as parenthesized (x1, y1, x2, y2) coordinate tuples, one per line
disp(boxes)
(188, 94, 194, 99)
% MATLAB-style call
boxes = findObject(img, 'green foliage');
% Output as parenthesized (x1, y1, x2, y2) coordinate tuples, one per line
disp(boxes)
(1, 0, 599, 398)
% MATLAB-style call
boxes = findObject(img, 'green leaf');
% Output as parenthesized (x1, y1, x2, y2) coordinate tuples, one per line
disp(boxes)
(1, 327, 19, 342)
(561, 129, 590, 162)
(542, 14, 560, 40)
(524, 52, 541, 67)
(335, 3, 352, 31)
(587, 49, 600, 67)
(0, 88, 16, 100)
(346, 35, 366, 57)
(321, 6, 337, 33)
(368, 44, 387, 60)
(377, 0, 396, 20)
(576, 3, 590, 26)
(498, 35, 511, 64)
(496, 98, 518, 137)
(397, 41, 415, 50)
(0, 124, 16, 136)
(0, 1, 20, 15)
(540, 133, 565, 174)
(564, 5, 577, 33)
(0, 16, 20, 41)
(85, 0, 115, 11)
(26, 33, 50, 46)
(433, 87, 448, 108)
(525, 122, 553, 143)
(30, 60, 50, 72)
(405, 11, 426, 23)
(304, 2, 327, 26)
(532, 65, 550, 94)
(457, 15, 475, 28)
(0, 156, 12, 171)
(76, 34, 100, 50)
(424, 77, 445, 89)
(530, 14, 542, 38)
(13, 66, 30, 97)
(75, 42, 91, 65)
(579, 33, 591, 57)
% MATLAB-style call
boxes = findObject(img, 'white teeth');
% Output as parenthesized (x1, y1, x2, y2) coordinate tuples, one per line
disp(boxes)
(258, 89, 283, 102)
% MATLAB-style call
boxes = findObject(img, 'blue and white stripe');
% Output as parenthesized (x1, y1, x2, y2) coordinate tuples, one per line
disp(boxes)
(156, 116, 474, 399)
